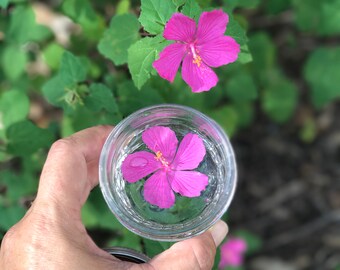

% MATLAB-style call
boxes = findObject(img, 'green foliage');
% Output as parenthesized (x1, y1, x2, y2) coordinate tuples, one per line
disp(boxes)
(182, 0, 202, 20)
(304, 47, 340, 108)
(128, 36, 170, 89)
(98, 14, 140, 65)
(143, 239, 173, 257)
(43, 51, 88, 110)
(293, 0, 340, 36)
(1, 1, 339, 267)
(139, 0, 177, 35)
(0, 90, 30, 132)
(6, 120, 54, 156)
(235, 230, 262, 254)
(261, 77, 298, 123)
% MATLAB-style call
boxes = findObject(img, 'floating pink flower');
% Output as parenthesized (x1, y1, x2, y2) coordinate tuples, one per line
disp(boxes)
(153, 10, 240, 93)
(122, 126, 208, 208)
(219, 237, 247, 269)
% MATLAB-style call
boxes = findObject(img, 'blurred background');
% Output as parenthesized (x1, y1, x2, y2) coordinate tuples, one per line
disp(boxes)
(0, 0, 339, 269)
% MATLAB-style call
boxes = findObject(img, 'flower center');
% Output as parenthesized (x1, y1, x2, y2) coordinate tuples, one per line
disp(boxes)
(155, 151, 169, 169)
(189, 43, 202, 67)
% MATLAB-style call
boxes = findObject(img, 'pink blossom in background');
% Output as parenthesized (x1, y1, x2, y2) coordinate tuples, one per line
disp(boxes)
(153, 10, 240, 93)
(219, 237, 247, 269)
(122, 126, 208, 208)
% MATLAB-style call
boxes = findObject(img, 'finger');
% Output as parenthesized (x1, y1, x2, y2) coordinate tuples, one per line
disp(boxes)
(35, 125, 113, 215)
(149, 220, 228, 270)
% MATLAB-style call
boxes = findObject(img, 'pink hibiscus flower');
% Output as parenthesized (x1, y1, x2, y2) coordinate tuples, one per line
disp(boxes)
(153, 9, 240, 93)
(219, 237, 247, 269)
(121, 126, 208, 208)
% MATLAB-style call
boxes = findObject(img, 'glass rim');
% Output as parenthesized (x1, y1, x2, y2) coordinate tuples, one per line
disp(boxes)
(99, 104, 238, 241)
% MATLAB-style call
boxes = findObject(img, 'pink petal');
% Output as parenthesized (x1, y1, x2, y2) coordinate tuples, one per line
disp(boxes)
(219, 238, 247, 268)
(197, 36, 240, 68)
(181, 54, 218, 92)
(171, 133, 206, 170)
(153, 43, 186, 82)
(196, 10, 229, 44)
(143, 170, 175, 208)
(168, 170, 208, 197)
(142, 126, 178, 162)
(121, 151, 161, 183)
(164, 13, 196, 43)
(227, 238, 247, 252)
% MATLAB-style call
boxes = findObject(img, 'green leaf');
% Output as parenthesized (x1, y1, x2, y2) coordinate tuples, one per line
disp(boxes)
(117, 81, 165, 115)
(293, 0, 340, 36)
(6, 121, 54, 156)
(6, 6, 35, 43)
(0, 90, 30, 130)
(42, 43, 65, 70)
(226, 73, 257, 102)
(237, 44, 253, 64)
(0, 0, 9, 9)
(6, 6, 50, 43)
(98, 14, 140, 66)
(182, 0, 202, 20)
(233, 102, 254, 128)
(128, 36, 170, 89)
(84, 83, 118, 113)
(304, 47, 340, 108)
(139, 0, 177, 35)
(60, 51, 88, 84)
(0, 205, 26, 231)
(262, 78, 298, 123)
(225, 15, 248, 46)
(236, 0, 261, 9)
(42, 75, 70, 107)
(1, 45, 27, 80)
(61, 0, 105, 41)
(208, 106, 239, 137)
(0, 170, 37, 202)
(173, 0, 186, 7)
(116, 0, 131, 14)
(143, 239, 173, 257)
(248, 32, 276, 85)
(299, 117, 317, 143)
(107, 228, 143, 251)
(234, 230, 262, 254)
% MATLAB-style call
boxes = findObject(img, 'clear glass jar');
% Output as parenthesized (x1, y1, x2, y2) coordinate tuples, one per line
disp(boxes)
(99, 104, 237, 241)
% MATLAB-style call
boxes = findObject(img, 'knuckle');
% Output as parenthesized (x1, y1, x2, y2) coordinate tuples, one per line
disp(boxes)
(1, 225, 18, 249)
(50, 138, 76, 153)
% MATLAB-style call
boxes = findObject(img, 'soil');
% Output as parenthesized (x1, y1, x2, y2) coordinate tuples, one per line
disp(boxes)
(230, 102, 340, 270)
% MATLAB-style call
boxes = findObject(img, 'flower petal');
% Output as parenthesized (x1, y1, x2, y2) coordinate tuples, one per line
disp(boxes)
(169, 170, 208, 197)
(121, 151, 161, 183)
(143, 170, 175, 208)
(219, 238, 247, 267)
(196, 10, 229, 44)
(181, 54, 218, 92)
(171, 133, 206, 170)
(197, 36, 240, 67)
(164, 13, 196, 43)
(153, 43, 186, 82)
(142, 126, 178, 162)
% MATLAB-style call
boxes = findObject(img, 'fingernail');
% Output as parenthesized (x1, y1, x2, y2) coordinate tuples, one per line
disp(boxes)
(210, 220, 228, 247)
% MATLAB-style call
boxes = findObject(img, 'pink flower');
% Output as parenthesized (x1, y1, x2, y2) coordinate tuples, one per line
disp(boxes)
(153, 10, 240, 93)
(219, 238, 247, 269)
(121, 126, 208, 208)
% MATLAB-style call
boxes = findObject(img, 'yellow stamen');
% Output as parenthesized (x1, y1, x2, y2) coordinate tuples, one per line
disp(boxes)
(155, 151, 169, 168)
(193, 55, 202, 67)
(189, 44, 202, 67)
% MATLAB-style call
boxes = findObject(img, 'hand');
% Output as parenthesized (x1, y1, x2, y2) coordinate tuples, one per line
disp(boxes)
(0, 126, 228, 270)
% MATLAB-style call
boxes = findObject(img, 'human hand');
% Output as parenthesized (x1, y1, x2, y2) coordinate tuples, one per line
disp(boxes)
(0, 126, 228, 270)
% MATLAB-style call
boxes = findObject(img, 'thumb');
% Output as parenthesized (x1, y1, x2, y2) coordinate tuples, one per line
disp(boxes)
(149, 221, 228, 270)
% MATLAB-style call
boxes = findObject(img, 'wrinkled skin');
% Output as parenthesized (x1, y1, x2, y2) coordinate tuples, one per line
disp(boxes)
(0, 126, 228, 270)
